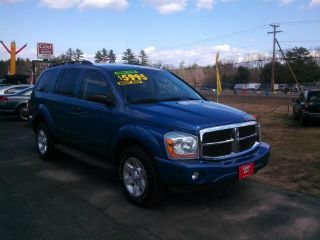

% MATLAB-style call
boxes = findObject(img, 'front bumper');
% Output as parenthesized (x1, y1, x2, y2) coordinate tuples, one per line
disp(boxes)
(155, 142, 270, 185)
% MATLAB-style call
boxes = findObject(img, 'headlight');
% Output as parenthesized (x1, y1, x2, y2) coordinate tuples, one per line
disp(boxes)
(164, 132, 199, 159)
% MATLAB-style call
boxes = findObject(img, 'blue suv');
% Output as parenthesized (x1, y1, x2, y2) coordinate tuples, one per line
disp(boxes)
(30, 61, 270, 206)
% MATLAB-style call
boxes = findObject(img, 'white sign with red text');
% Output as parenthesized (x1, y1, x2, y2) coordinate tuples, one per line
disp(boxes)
(37, 43, 54, 59)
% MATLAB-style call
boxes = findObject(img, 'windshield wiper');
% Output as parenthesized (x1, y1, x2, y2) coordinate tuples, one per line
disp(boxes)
(128, 98, 160, 104)
(160, 97, 200, 101)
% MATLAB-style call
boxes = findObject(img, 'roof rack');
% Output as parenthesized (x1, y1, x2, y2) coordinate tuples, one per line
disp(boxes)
(49, 60, 93, 68)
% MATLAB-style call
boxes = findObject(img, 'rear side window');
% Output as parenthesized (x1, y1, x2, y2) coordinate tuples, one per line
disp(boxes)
(80, 71, 112, 103)
(55, 69, 80, 96)
(36, 70, 59, 92)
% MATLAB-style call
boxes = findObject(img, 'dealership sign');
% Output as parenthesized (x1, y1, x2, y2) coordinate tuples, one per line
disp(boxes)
(37, 43, 54, 59)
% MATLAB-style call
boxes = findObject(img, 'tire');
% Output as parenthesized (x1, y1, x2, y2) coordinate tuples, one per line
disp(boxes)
(35, 123, 56, 161)
(119, 145, 163, 207)
(16, 104, 28, 121)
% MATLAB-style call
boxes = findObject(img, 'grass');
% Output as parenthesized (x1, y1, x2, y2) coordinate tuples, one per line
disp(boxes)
(212, 94, 320, 197)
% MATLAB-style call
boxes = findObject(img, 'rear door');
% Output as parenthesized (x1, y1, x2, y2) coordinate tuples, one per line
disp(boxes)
(70, 69, 117, 156)
(50, 68, 83, 145)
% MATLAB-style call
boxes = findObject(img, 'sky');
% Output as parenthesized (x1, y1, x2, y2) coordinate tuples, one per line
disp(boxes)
(0, 0, 320, 66)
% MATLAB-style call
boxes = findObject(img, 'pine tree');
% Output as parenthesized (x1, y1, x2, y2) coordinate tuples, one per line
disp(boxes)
(108, 50, 116, 63)
(122, 48, 136, 64)
(65, 48, 74, 61)
(101, 48, 108, 63)
(138, 50, 149, 66)
(73, 49, 83, 61)
(94, 50, 103, 63)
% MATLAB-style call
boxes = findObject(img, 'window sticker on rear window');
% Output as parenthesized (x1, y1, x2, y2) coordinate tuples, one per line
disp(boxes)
(114, 70, 148, 86)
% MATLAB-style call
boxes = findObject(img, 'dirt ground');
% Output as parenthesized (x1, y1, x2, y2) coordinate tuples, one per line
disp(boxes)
(205, 93, 320, 198)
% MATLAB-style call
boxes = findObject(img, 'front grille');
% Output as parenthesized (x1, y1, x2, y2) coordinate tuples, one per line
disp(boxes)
(202, 142, 233, 157)
(202, 129, 232, 143)
(239, 125, 256, 138)
(200, 121, 259, 159)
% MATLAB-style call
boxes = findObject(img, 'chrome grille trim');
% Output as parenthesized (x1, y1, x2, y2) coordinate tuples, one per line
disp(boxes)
(199, 121, 260, 160)
(202, 139, 234, 146)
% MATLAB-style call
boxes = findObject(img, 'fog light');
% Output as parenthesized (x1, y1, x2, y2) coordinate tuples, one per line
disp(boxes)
(192, 171, 199, 180)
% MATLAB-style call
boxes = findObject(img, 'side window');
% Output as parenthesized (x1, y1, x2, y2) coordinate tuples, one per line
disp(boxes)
(55, 69, 80, 96)
(36, 70, 59, 92)
(80, 71, 112, 103)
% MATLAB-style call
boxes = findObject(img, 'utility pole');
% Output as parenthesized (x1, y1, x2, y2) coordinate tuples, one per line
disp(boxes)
(268, 24, 282, 92)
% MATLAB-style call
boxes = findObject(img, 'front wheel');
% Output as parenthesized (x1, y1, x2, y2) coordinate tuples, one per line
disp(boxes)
(16, 104, 29, 121)
(35, 123, 56, 161)
(119, 145, 163, 207)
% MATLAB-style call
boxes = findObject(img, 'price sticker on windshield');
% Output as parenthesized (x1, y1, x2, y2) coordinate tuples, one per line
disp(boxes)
(114, 70, 148, 86)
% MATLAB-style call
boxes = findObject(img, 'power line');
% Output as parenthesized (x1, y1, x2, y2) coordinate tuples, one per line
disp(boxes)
(156, 24, 269, 50)
(279, 19, 320, 25)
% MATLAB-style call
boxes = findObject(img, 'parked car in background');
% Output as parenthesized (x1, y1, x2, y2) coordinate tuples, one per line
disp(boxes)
(0, 84, 32, 95)
(0, 86, 34, 120)
(293, 90, 320, 126)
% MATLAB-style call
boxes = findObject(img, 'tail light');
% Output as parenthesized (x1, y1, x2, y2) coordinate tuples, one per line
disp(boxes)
(304, 103, 309, 109)
(0, 96, 8, 102)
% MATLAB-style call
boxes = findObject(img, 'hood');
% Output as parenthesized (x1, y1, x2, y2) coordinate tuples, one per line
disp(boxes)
(130, 100, 254, 133)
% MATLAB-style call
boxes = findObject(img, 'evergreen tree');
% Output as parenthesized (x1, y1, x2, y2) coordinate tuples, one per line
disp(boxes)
(122, 48, 136, 64)
(65, 48, 74, 61)
(286, 47, 320, 83)
(73, 49, 83, 61)
(138, 50, 149, 66)
(108, 50, 116, 63)
(101, 48, 108, 63)
(94, 50, 103, 63)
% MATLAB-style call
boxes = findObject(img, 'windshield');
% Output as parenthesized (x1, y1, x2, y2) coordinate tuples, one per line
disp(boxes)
(109, 68, 202, 103)
(308, 91, 320, 102)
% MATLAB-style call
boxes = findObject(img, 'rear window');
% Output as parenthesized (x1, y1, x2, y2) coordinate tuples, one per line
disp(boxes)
(55, 69, 80, 96)
(308, 91, 320, 102)
(36, 70, 60, 92)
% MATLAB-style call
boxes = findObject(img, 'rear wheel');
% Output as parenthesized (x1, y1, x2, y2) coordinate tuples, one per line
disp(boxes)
(35, 123, 56, 161)
(119, 145, 163, 207)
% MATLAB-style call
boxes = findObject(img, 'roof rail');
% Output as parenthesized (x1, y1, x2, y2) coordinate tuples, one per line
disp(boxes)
(49, 60, 93, 68)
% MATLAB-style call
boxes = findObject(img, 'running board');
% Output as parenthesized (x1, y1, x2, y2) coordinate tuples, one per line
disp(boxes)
(55, 143, 115, 170)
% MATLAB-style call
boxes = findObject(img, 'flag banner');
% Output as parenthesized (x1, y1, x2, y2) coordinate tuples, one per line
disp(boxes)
(216, 51, 222, 97)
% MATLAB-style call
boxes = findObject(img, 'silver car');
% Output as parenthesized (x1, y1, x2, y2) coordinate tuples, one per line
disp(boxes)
(0, 86, 34, 120)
